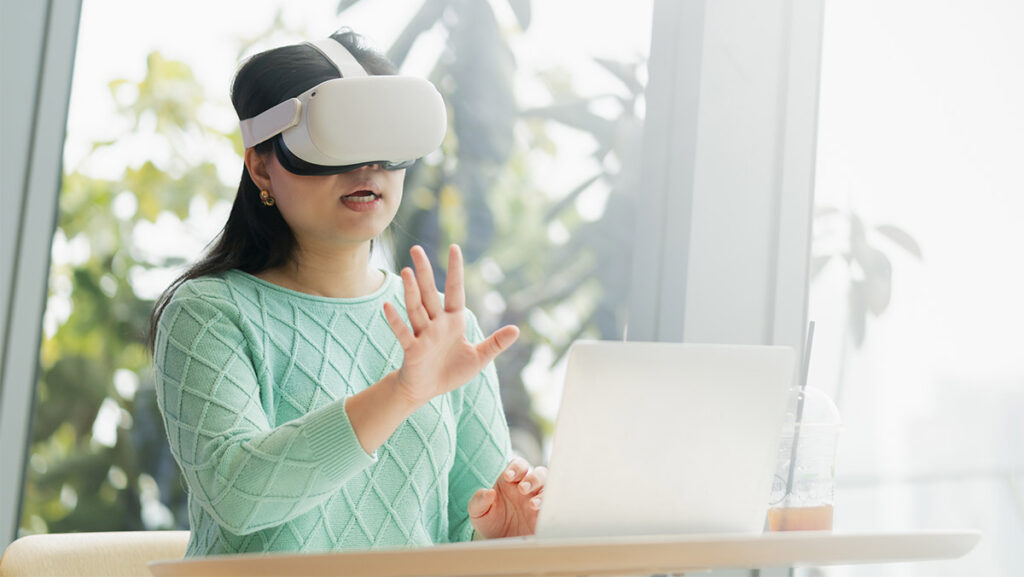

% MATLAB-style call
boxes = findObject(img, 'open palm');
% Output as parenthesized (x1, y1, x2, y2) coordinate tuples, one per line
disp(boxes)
(383, 244, 519, 407)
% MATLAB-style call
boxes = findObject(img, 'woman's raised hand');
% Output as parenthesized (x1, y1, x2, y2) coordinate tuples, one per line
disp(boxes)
(382, 244, 519, 407)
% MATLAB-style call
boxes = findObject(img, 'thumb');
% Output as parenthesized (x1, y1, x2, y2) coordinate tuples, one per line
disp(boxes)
(467, 488, 496, 519)
(477, 325, 520, 364)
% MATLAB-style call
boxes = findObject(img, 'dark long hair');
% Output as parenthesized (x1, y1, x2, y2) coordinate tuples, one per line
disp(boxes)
(147, 29, 397, 351)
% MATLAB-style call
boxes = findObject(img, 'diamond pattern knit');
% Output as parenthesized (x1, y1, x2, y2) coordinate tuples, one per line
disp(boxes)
(153, 270, 511, 556)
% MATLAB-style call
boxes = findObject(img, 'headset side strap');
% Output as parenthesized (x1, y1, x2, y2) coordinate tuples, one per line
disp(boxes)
(240, 98, 302, 149)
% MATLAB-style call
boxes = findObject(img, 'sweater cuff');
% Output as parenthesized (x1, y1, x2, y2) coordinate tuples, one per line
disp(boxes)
(302, 397, 378, 479)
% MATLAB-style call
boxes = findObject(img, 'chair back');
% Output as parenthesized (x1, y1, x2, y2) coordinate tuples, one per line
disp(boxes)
(0, 531, 189, 577)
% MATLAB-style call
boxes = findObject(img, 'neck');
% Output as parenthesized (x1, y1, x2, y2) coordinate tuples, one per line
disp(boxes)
(258, 241, 383, 298)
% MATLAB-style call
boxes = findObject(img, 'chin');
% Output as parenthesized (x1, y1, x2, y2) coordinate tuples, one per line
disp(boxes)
(331, 230, 386, 247)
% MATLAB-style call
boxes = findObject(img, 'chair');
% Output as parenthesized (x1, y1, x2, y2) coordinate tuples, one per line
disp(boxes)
(0, 531, 189, 577)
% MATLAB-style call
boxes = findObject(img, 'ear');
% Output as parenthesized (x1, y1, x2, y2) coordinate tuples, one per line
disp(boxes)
(244, 147, 273, 191)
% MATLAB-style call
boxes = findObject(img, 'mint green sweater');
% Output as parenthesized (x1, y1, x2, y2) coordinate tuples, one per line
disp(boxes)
(153, 270, 511, 556)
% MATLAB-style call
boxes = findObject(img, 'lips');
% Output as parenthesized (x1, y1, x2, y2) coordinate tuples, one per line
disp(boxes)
(341, 190, 381, 203)
(340, 186, 383, 212)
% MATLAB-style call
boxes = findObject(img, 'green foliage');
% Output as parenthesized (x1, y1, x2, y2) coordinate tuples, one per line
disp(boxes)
(341, 0, 646, 454)
(111, 52, 205, 134)
(21, 48, 234, 535)
(25, 0, 649, 533)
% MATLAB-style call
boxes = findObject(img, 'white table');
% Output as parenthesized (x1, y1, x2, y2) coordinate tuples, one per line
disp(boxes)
(148, 530, 980, 577)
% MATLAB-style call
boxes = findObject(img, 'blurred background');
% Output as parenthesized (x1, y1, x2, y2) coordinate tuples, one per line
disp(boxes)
(19, 0, 653, 537)
(4, 0, 1022, 575)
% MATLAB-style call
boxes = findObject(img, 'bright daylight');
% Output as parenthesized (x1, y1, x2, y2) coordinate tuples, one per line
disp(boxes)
(1, 1, 1020, 576)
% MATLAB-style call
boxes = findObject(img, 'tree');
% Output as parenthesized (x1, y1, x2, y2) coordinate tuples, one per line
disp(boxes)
(340, 0, 647, 458)
(810, 206, 924, 402)
(21, 51, 234, 534)
(338, 0, 544, 457)
(23, 0, 651, 532)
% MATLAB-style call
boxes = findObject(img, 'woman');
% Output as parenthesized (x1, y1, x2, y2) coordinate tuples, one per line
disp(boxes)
(149, 28, 545, 557)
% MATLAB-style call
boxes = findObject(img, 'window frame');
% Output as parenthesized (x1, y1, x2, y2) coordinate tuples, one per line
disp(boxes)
(628, 0, 823, 357)
(0, 0, 83, 548)
(0, 0, 825, 553)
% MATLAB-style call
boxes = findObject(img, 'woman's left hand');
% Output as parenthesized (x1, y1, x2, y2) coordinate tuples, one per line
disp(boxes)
(467, 457, 547, 539)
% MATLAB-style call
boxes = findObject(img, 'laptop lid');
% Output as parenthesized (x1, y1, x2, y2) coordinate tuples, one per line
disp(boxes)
(534, 341, 796, 539)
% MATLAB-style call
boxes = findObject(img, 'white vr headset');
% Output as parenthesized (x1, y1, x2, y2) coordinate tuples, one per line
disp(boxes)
(239, 38, 447, 175)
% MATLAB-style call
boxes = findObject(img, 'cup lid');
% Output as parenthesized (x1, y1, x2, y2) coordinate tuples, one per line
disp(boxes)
(783, 386, 842, 427)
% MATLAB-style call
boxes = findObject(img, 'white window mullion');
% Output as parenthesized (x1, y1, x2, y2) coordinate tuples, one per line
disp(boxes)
(0, 0, 83, 548)
(628, 2, 824, 575)
(630, 0, 823, 357)
(627, 0, 706, 343)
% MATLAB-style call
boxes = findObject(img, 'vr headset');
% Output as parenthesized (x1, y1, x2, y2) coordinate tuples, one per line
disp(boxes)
(239, 38, 447, 175)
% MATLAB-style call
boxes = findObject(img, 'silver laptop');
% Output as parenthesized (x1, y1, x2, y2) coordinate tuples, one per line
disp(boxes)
(534, 340, 796, 539)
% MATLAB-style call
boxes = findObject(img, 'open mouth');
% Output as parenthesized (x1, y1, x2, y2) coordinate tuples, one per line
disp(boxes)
(341, 190, 381, 203)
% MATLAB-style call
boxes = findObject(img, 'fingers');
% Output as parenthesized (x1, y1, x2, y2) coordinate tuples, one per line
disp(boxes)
(410, 246, 443, 318)
(400, 267, 430, 334)
(477, 325, 520, 363)
(383, 302, 414, 349)
(501, 457, 531, 485)
(517, 466, 547, 497)
(444, 244, 465, 312)
(467, 488, 496, 519)
(502, 459, 544, 512)
(502, 459, 545, 496)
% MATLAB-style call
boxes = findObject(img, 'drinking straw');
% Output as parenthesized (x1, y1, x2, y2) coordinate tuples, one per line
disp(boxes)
(784, 320, 816, 503)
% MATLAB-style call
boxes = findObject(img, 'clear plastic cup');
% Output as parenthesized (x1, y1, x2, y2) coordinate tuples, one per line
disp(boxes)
(767, 386, 842, 531)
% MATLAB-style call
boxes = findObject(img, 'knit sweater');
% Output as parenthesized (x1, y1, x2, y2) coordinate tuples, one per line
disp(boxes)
(152, 269, 512, 556)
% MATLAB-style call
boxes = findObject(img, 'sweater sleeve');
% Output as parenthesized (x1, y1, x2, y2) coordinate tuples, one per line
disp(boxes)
(446, 310, 513, 543)
(153, 293, 377, 535)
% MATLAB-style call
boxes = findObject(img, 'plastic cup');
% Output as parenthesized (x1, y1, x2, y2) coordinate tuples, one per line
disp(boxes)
(767, 386, 841, 531)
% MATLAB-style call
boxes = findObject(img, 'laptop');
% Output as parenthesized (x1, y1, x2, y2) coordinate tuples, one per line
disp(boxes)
(533, 340, 796, 540)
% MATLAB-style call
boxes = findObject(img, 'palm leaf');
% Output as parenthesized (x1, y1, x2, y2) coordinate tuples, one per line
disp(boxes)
(507, 0, 531, 29)
(521, 102, 617, 147)
(874, 224, 924, 260)
(862, 247, 893, 316)
(385, 0, 447, 68)
(543, 173, 602, 223)
(848, 280, 868, 348)
(810, 254, 833, 279)
(336, 0, 364, 13)
(549, 320, 594, 368)
(593, 57, 643, 95)
(506, 263, 595, 313)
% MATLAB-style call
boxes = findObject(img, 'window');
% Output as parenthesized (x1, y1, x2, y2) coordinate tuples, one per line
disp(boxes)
(21, 0, 652, 534)
(809, 1, 1024, 574)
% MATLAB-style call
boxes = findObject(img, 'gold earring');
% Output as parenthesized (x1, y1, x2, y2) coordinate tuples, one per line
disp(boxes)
(260, 189, 276, 207)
